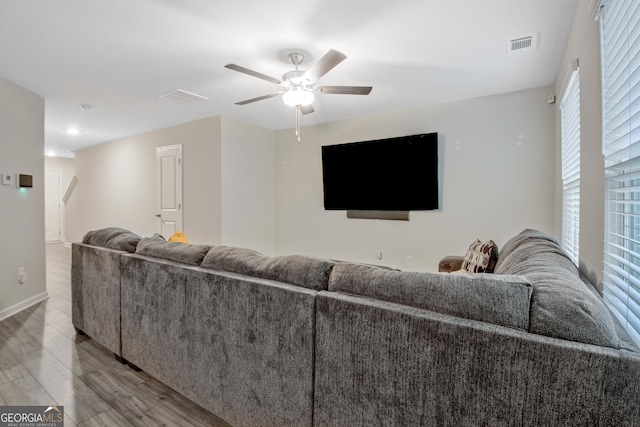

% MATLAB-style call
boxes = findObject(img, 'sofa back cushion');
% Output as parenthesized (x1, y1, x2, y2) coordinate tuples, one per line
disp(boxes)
(201, 246, 335, 291)
(495, 229, 620, 348)
(135, 236, 211, 266)
(328, 263, 532, 330)
(82, 227, 141, 253)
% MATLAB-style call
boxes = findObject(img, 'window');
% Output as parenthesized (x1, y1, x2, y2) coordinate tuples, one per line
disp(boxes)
(561, 68, 581, 266)
(601, 0, 640, 345)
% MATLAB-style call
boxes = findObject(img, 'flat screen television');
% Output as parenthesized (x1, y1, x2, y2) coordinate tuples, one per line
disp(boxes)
(321, 132, 439, 211)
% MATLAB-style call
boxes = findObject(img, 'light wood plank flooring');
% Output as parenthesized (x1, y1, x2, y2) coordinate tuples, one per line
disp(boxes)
(0, 243, 232, 427)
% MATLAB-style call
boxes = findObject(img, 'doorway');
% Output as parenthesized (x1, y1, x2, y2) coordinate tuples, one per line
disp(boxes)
(155, 145, 183, 237)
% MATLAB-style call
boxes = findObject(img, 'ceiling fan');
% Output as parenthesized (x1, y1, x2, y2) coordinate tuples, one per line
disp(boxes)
(225, 49, 372, 142)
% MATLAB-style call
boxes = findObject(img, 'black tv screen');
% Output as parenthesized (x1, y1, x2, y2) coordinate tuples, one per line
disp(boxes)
(321, 133, 439, 211)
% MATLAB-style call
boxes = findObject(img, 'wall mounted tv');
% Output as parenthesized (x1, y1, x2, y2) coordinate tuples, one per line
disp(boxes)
(321, 132, 439, 212)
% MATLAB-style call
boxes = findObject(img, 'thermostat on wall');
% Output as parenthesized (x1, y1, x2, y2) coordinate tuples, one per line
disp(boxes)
(1, 174, 12, 186)
(16, 174, 33, 188)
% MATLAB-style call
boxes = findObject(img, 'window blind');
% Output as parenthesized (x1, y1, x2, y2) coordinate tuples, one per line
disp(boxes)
(602, 0, 640, 345)
(561, 68, 581, 266)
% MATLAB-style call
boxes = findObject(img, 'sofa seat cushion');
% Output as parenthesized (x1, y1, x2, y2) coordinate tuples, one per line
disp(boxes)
(495, 229, 620, 348)
(328, 263, 532, 330)
(201, 246, 335, 291)
(82, 227, 141, 253)
(135, 236, 211, 266)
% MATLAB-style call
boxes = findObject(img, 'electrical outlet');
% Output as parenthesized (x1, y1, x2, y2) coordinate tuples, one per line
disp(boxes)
(18, 267, 26, 284)
(406, 256, 413, 266)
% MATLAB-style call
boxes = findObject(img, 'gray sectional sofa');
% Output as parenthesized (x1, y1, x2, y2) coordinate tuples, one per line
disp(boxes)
(72, 228, 640, 426)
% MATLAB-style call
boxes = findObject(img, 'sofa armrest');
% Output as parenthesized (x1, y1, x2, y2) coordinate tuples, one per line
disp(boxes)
(439, 255, 464, 273)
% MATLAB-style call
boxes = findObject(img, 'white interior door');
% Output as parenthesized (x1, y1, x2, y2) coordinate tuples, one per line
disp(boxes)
(44, 169, 61, 242)
(155, 145, 183, 237)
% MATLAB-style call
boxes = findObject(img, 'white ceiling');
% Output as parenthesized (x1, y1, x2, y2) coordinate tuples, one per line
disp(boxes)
(0, 0, 578, 158)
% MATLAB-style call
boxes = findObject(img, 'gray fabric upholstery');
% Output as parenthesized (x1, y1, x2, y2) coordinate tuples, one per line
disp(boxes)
(495, 228, 577, 274)
(71, 243, 123, 356)
(72, 226, 640, 426)
(201, 246, 335, 290)
(314, 292, 640, 427)
(135, 236, 211, 266)
(120, 254, 317, 427)
(82, 227, 141, 253)
(329, 263, 532, 330)
(495, 229, 620, 348)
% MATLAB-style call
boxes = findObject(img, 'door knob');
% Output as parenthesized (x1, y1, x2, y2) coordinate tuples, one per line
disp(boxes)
(155, 214, 161, 218)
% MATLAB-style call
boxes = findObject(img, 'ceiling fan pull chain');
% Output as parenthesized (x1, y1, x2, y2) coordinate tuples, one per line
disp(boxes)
(296, 105, 301, 143)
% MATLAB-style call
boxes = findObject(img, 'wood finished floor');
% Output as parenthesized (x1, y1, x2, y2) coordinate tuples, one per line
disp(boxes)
(0, 243, 232, 427)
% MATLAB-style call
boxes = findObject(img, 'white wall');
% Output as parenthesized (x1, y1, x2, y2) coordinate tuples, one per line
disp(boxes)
(0, 76, 47, 319)
(554, 0, 603, 289)
(275, 87, 556, 271)
(221, 117, 276, 254)
(45, 156, 76, 242)
(67, 87, 556, 270)
(67, 117, 222, 244)
(67, 115, 278, 252)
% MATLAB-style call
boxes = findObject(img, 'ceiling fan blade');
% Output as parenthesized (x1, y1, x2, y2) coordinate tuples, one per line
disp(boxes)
(303, 49, 347, 82)
(316, 85, 372, 95)
(300, 104, 314, 115)
(234, 92, 283, 105)
(225, 64, 281, 84)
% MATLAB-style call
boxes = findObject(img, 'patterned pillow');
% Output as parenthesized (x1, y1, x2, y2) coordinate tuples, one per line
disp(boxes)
(461, 239, 499, 273)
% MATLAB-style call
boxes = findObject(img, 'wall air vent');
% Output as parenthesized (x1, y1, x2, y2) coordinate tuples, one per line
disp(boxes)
(507, 34, 538, 54)
(159, 89, 209, 105)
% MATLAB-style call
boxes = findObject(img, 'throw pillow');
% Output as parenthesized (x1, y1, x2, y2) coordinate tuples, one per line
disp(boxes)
(461, 239, 498, 273)
(168, 231, 189, 244)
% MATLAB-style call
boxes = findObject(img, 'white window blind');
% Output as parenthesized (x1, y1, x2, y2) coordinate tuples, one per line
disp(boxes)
(561, 68, 581, 266)
(602, 0, 640, 345)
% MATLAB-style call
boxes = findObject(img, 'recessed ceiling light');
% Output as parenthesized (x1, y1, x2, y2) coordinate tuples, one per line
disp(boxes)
(66, 128, 80, 135)
(46, 151, 56, 157)
(79, 104, 95, 112)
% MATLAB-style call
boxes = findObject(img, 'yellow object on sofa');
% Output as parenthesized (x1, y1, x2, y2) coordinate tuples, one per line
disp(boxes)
(168, 231, 190, 244)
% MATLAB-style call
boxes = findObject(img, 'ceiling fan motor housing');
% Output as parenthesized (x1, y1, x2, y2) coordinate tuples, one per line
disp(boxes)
(283, 70, 310, 86)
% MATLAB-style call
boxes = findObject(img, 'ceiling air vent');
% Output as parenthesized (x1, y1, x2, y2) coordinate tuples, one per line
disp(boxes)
(507, 34, 538, 54)
(159, 89, 209, 105)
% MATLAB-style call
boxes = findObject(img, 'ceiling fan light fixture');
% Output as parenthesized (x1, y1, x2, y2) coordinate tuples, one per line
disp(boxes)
(282, 86, 314, 107)
(226, 49, 371, 141)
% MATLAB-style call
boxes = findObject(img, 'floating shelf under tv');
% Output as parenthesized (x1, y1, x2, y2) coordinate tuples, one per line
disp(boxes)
(346, 210, 410, 221)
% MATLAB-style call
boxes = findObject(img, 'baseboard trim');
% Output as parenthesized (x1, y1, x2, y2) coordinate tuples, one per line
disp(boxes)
(0, 291, 49, 322)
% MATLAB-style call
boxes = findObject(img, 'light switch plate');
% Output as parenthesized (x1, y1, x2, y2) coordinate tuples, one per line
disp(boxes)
(1, 174, 12, 186)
